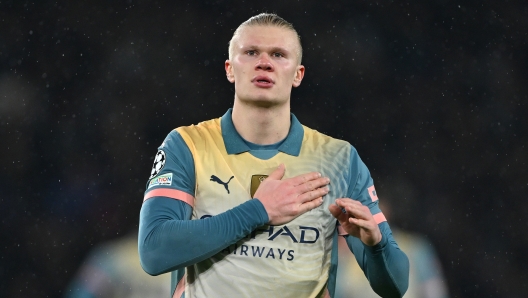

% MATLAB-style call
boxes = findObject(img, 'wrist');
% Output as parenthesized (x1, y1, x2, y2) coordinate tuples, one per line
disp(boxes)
(250, 198, 270, 224)
(365, 232, 382, 246)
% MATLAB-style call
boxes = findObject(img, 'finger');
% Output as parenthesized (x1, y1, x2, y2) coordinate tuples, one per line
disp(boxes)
(298, 197, 324, 213)
(297, 186, 329, 203)
(341, 204, 374, 222)
(267, 164, 286, 180)
(334, 199, 374, 221)
(298, 177, 330, 193)
(328, 204, 349, 222)
(335, 198, 362, 207)
(328, 203, 342, 217)
(348, 217, 370, 229)
(335, 199, 364, 213)
(289, 171, 322, 186)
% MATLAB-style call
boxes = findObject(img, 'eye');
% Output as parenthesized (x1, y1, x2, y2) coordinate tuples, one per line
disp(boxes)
(272, 52, 284, 58)
(246, 50, 257, 56)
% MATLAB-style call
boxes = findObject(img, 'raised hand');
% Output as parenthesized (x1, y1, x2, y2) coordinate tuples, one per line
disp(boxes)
(328, 198, 382, 246)
(254, 164, 330, 226)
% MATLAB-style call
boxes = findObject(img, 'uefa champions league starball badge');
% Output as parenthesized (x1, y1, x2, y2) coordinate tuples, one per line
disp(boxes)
(150, 150, 166, 178)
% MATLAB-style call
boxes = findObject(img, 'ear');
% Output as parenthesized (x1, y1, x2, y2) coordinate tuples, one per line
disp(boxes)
(292, 64, 305, 88)
(225, 60, 235, 83)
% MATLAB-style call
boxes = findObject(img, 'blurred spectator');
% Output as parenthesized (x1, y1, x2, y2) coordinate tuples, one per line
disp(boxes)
(63, 231, 170, 298)
(335, 201, 449, 298)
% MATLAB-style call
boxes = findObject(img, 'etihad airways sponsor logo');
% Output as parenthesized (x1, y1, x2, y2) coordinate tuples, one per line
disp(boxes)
(200, 215, 320, 244)
(257, 225, 320, 243)
(200, 215, 321, 261)
(220, 243, 295, 261)
(217, 225, 320, 261)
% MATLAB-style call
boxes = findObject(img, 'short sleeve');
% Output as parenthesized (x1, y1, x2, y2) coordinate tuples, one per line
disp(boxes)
(346, 147, 382, 216)
(143, 130, 195, 202)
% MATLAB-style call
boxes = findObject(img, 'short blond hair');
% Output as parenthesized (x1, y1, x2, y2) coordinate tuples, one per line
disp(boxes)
(228, 13, 303, 63)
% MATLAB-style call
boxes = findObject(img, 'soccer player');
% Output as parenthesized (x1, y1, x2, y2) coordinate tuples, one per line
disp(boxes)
(139, 13, 410, 298)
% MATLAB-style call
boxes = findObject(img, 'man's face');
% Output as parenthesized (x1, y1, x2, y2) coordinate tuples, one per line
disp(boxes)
(225, 25, 305, 107)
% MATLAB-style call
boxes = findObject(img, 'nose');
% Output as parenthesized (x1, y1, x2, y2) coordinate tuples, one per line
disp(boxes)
(255, 54, 274, 71)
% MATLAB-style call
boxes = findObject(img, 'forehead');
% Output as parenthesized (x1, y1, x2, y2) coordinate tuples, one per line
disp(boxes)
(234, 25, 300, 53)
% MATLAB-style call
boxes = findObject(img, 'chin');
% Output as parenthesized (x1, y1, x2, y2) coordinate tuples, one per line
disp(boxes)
(238, 92, 288, 106)
(245, 97, 286, 108)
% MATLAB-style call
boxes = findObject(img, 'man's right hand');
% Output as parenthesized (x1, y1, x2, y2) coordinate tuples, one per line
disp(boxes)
(254, 164, 330, 225)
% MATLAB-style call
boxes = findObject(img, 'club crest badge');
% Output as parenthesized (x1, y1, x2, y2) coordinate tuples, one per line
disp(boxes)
(149, 150, 166, 178)
(250, 174, 268, 198)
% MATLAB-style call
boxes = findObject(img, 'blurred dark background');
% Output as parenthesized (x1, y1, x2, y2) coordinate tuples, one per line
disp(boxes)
(1, 0, 527, 297)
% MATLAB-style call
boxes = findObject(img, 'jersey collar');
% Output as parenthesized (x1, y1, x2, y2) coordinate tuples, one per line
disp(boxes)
(221, 108, 304, 156)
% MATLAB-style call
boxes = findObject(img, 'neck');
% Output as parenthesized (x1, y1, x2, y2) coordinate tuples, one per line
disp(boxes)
(231, 100, 291, 145)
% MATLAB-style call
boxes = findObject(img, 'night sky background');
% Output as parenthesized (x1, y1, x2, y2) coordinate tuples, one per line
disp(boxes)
(1, 1, 527, 297)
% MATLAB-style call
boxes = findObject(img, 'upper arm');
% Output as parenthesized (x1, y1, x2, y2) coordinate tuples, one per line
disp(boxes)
(346, 147, 383, 218)
(343, 146, 391, 256)
(143, 130, 196, 207)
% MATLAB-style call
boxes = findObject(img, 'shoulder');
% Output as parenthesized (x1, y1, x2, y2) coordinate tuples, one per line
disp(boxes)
(173, 118, 221, 152)
(176, 118, 220, 137)
(302, 125, 353, 153)
(156, 129, 190, 157)
(303, 125, 349, 144)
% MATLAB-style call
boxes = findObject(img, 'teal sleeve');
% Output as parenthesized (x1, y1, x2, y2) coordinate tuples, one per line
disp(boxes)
(138, 197, 269, 276)
(344, 147, 410, 298)
(345, 224, 410, 298)
(140, 130, 269, 275)
(146, 130, 196, 195)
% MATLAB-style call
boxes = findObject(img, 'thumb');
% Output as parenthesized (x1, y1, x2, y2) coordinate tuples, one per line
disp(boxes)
(328, 203, 348, 222)
(267, 164, 286, 180)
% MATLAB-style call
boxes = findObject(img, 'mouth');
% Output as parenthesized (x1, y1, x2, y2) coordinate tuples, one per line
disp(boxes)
(252, 76, 274, 87)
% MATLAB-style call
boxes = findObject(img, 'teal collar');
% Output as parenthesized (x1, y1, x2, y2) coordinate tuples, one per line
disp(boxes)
(221, 108, 304, 156)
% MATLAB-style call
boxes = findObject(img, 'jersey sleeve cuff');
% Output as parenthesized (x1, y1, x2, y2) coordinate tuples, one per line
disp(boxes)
(239, 199, 269, 225)
(363, 232, 389, 254)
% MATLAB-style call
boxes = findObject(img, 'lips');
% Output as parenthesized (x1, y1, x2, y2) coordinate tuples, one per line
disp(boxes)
(252, 75, 274, 87)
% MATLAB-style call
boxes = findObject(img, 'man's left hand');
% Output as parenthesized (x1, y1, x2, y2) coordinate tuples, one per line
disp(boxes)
(328, 198, 382, 246)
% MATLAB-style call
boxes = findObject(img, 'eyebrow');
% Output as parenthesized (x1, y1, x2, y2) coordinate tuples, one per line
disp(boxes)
(243, 45, 291, 54)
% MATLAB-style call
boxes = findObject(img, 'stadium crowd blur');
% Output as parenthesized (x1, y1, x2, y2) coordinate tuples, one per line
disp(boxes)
(1, 1, 527, 297)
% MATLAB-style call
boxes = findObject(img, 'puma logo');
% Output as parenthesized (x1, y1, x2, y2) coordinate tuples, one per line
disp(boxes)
(210, 175, 234, 194)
